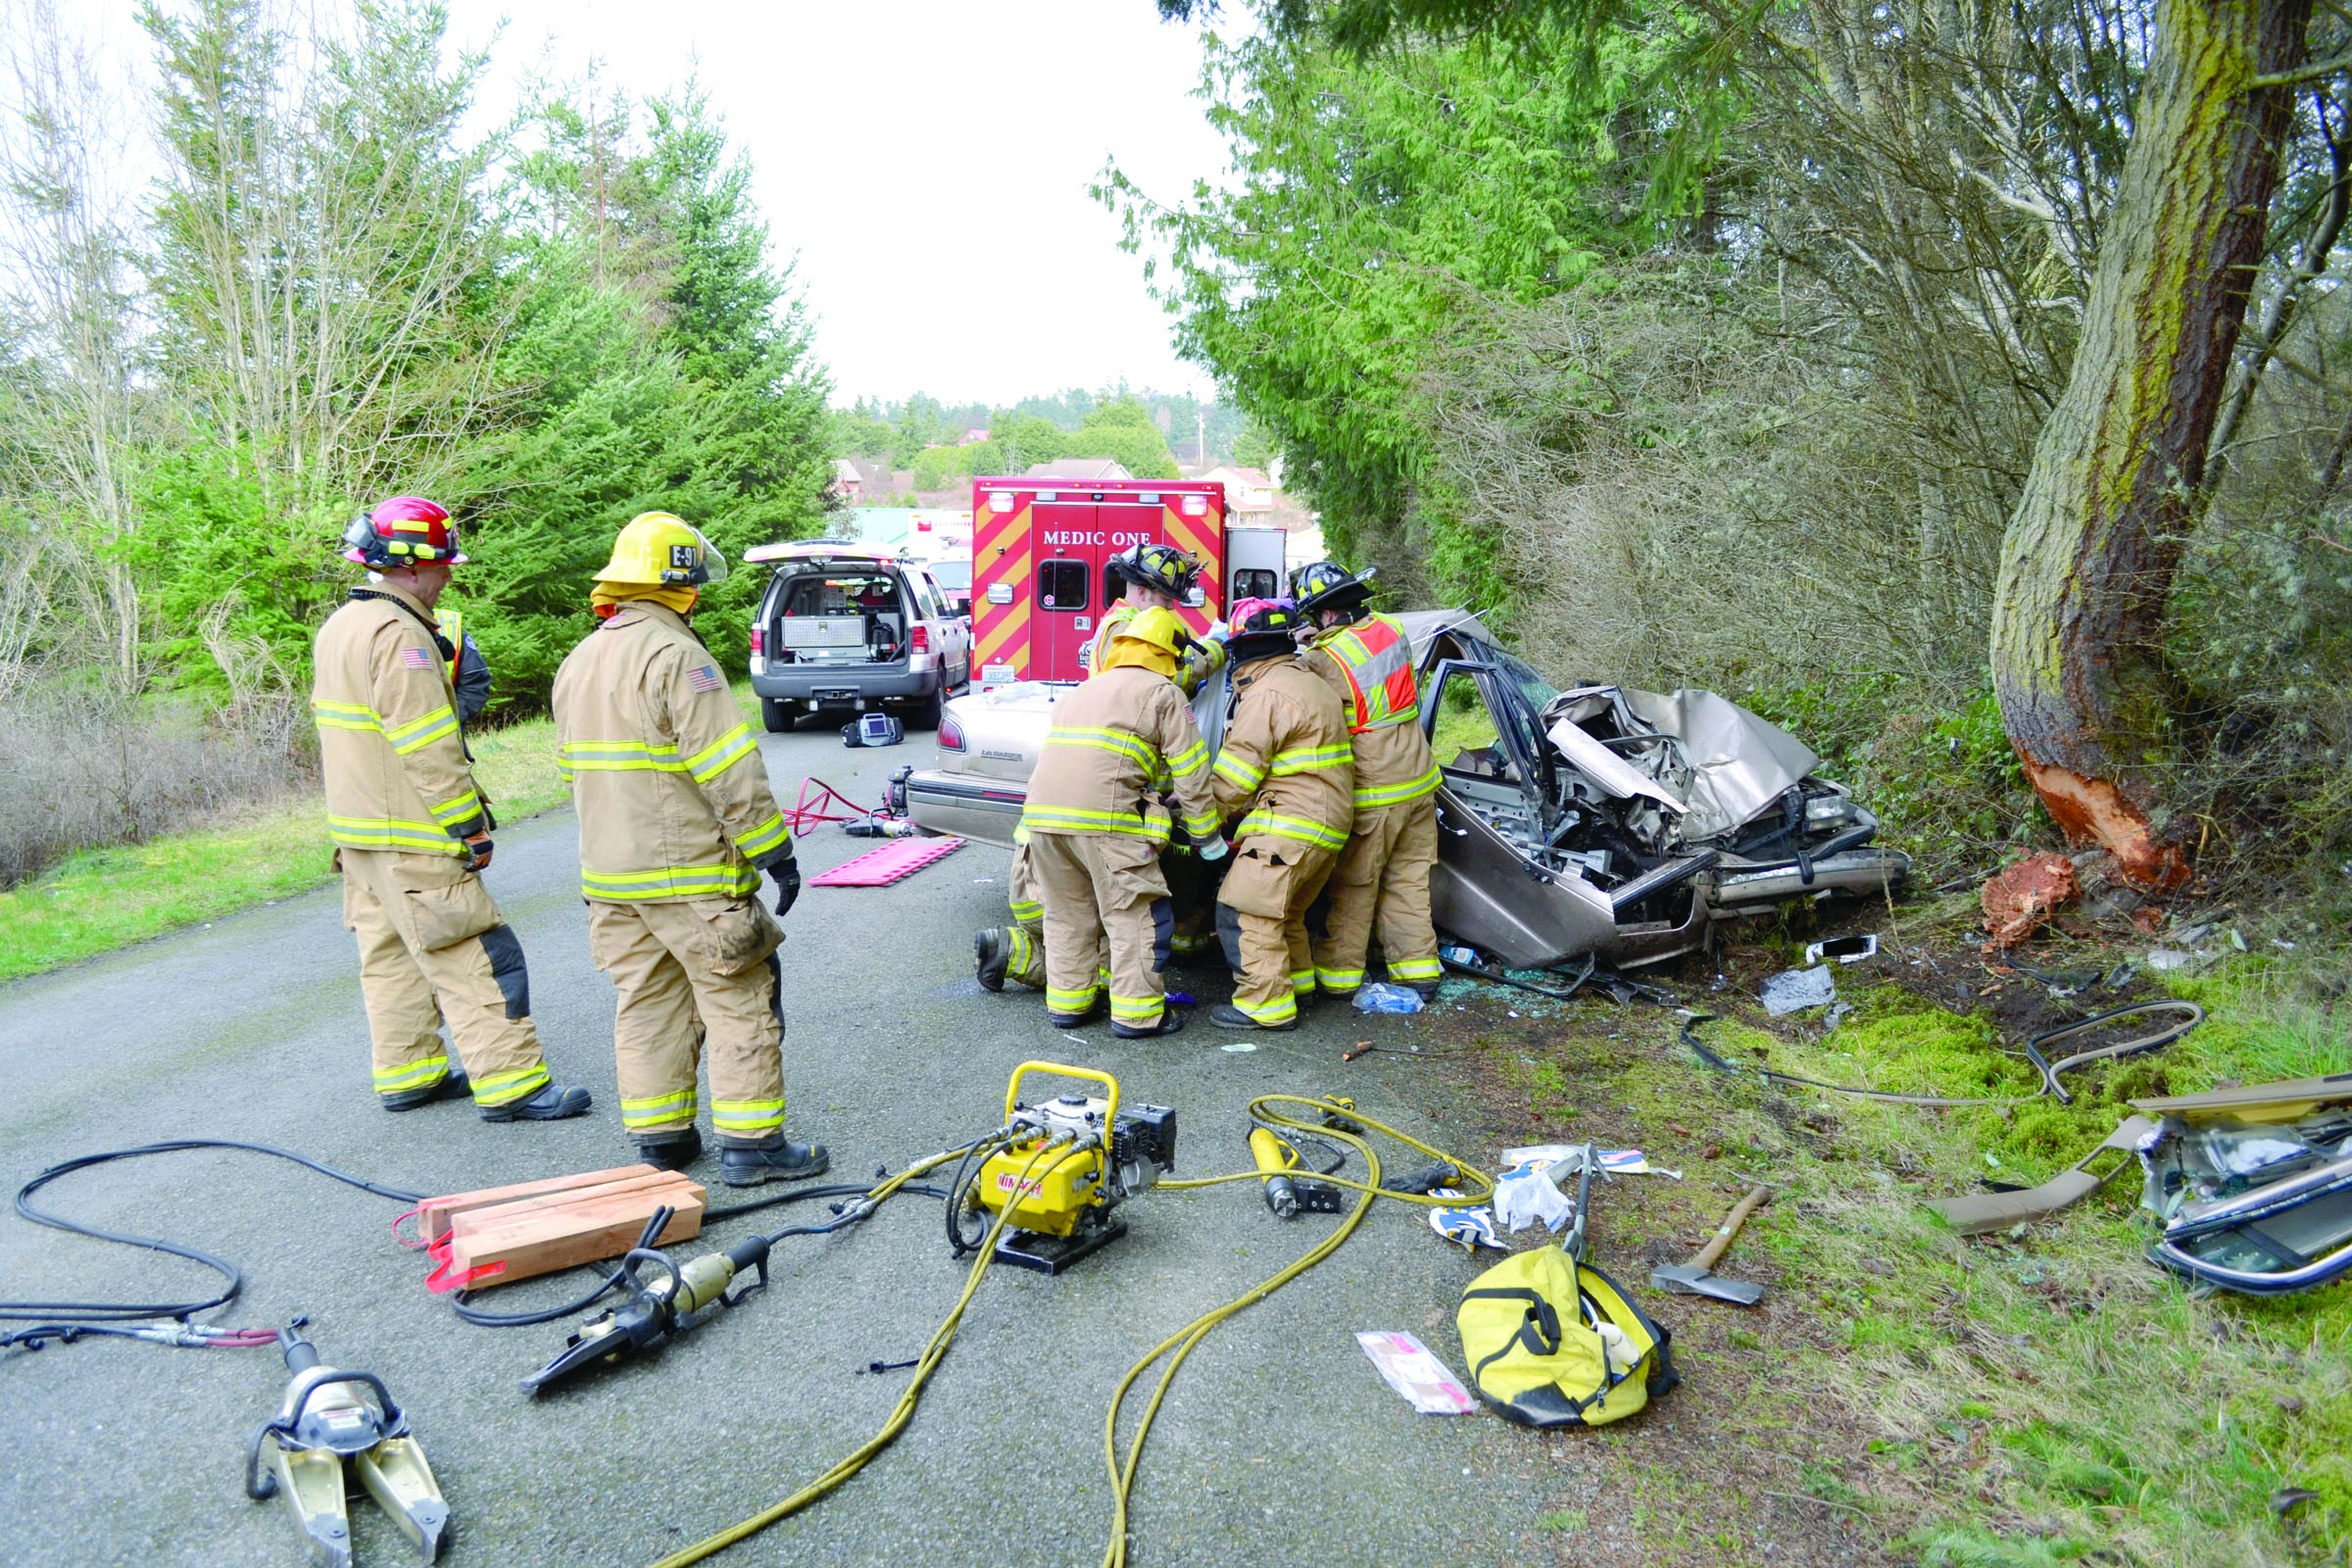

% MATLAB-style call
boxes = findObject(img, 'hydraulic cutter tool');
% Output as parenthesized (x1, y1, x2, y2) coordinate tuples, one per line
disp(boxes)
(244, 1319, 447, 1567)
(521, 1205, 776, 1394)
(952, 1061, 1176, 1274)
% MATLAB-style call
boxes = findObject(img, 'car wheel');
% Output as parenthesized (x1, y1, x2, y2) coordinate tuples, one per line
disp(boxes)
(760, 697, 793, 734)
(904, 685, 944, 731)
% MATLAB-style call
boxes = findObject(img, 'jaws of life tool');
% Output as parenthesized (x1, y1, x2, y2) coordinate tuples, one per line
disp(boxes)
(244, 1317, 448, 1567)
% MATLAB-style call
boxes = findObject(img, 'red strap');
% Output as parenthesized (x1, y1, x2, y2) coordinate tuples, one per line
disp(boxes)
(784, 775, 882, 835)
(422, 1234, 505, 1293)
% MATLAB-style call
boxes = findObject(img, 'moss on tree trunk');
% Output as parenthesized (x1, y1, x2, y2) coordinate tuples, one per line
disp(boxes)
(1989, 0, 2309, 890)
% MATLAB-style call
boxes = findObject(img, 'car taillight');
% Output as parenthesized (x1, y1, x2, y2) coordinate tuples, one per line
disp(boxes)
(940, 713, 965, 751)
(911, 623, 929, 655)
(750, 627, 763, 657)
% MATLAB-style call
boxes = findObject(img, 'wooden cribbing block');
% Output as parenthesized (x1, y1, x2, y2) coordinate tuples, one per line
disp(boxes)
(417, 1163, 657, 1245)
(444, 1170, 691, 1244)
(442, 1175, 707, 1291)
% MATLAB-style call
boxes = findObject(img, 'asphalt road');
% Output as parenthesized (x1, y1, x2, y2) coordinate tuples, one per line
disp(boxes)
(0, 717, 1563, 1568)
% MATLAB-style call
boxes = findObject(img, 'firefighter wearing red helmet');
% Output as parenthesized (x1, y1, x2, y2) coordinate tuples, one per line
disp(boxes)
(1291, 561, 1444, 1000)
(311, 496, 591, 1121)
(1207, 598, 1353, 1030)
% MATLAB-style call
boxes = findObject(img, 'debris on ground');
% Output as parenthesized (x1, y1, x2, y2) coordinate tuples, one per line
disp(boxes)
(1355, 1330, 1476, 1414)
(1352, 982, 1425, 1013)
(1980, 851, 2080, 951)
(1760, 963, 1838, 1015)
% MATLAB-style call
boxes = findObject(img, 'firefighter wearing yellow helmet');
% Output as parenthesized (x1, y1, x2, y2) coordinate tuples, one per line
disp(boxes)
(552, 513, 827, 1186)
(1013, 605, 1227, 1037)
(1292, 561, 1444, 999)
(312, 496, 591, 1122)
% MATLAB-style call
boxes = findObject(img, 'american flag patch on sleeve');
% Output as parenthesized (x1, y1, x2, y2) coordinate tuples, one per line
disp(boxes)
(688, 664, 722, 692)
(401, 647, 432, 670)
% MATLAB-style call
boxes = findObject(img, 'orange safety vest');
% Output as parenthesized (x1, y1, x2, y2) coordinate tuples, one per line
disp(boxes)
(1318, 613, 1421, 733)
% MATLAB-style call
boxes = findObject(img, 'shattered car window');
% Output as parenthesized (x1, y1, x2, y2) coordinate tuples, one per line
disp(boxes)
(1429, 668, 1508, 776)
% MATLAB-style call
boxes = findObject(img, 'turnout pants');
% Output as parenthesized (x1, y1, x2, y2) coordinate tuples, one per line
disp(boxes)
(1311, 797, 1442, 993)
(1029, 830, 1172, 1027)
(338, 848, 548, 1107)
(588, 896, 787, 1144)
(1216, 838, 1337, 1026)
(1001, 839, 1050, 990)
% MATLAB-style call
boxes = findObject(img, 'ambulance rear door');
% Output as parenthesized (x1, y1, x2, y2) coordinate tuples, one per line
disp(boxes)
(1029, 494, 1103, 682)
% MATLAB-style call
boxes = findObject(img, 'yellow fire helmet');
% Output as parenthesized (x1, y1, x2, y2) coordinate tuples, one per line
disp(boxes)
(1110, 604, 1192, 658)
(595, 512, 729, 587)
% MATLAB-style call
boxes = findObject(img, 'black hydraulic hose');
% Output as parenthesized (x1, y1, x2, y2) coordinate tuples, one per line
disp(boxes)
(451, 1180, 951, 1329)
(3, 1140, 425, 1326)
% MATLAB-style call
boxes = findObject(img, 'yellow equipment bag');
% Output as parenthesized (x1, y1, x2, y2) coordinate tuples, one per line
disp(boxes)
(1455, 1245, 1678, 1428)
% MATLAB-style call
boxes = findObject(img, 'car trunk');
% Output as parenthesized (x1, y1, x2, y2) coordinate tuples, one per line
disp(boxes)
(766, 567, 909, 670)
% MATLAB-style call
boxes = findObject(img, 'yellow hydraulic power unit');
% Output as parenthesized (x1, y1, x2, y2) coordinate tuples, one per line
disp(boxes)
(957, 1061, 1176, 1275)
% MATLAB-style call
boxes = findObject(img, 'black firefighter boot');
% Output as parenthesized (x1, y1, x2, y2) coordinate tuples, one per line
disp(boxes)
(380, 1067, 471, 1111)
(974, 928, 1012, 993)
(634, 1128, 704, 1172)
(719, 1134, 830, 1188)
(480, 1081, 594, 1122)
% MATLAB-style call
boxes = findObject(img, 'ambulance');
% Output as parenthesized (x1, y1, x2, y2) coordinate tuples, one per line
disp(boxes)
(967, 475, 1288, 690)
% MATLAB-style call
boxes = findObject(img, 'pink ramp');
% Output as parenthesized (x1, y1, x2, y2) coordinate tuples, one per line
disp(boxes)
(808, 836, 965, 887)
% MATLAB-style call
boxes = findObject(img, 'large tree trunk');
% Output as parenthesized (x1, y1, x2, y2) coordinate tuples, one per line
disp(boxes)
(1988, 0, 2310, 891)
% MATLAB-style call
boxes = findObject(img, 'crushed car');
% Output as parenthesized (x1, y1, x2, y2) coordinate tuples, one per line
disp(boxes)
(906, 609, 1908, 967)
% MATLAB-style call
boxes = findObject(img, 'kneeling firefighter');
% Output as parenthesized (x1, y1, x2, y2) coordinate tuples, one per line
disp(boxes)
(1208, 600, 1354, 1031)
(1014, 606, 1226, 1036)
(552, 513, 826, 1186)
(314, 495, 591, 1122)
(975, 542, 1226, 995)
(1292, 561, 1444, 1000)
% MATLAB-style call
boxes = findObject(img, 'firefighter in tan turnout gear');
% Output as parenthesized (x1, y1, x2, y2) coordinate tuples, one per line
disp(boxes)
(974, 542, 1225, 996)
(1293, 562, 1445, 1000)
(1208, 600, 1354, 1031)
(553, 513, 826, 1186)
(312, 496, 591, 1121)
(1015, 606, 1227, 1037)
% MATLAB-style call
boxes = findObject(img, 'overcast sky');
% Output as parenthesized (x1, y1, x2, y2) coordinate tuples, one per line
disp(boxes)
(452, 0, 1240, 408)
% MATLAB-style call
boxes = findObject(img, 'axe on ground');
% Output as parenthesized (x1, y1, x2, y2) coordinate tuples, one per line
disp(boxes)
(1652, 1185, 1773, 1305)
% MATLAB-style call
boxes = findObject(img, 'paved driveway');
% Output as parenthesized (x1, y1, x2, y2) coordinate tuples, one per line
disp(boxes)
(0, 718, 1552, 1568)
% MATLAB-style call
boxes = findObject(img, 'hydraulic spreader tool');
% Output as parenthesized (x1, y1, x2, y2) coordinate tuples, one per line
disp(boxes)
(245, 1319, 447, 1568)
(4, 1081, 1493, 1568)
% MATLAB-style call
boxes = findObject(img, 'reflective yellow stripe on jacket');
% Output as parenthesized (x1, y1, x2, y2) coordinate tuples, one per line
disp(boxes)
(1354, 765, 1442, 808)
(328, 814, 465, 855)
(312, 697, 459, 757)
(1017, 802, 1172, 845)
(580, 862, 761, 901)
(1238, 808, 1349, 853)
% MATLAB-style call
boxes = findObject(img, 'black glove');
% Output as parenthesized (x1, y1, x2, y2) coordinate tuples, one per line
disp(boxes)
(462, 833, 494, 872)
(768, 862, 802, 917)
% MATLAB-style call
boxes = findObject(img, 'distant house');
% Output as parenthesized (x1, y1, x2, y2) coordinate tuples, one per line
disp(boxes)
(959, 427, 991, 446)
(1198, 465, 1276, 518)
(831, 458, 865, 502)
(1021, 457, 1132, 484)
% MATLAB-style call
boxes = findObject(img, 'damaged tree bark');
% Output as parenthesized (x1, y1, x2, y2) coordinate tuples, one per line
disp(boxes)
(1989, 0, 2311, 892)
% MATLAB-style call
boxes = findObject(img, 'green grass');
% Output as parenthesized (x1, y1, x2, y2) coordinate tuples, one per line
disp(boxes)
(1668, 956, 2352, 1564)
(0, 710, 570, 982)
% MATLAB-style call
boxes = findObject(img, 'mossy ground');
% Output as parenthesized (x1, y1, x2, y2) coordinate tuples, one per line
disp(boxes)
(1428, 896, 2350, 1567)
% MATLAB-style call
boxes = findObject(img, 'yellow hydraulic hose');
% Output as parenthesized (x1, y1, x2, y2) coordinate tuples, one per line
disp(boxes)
(654, 1097, 1490, 1568)
(1099, 1095, 1490, 1568)
(647, 1137, 1080, 1568)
